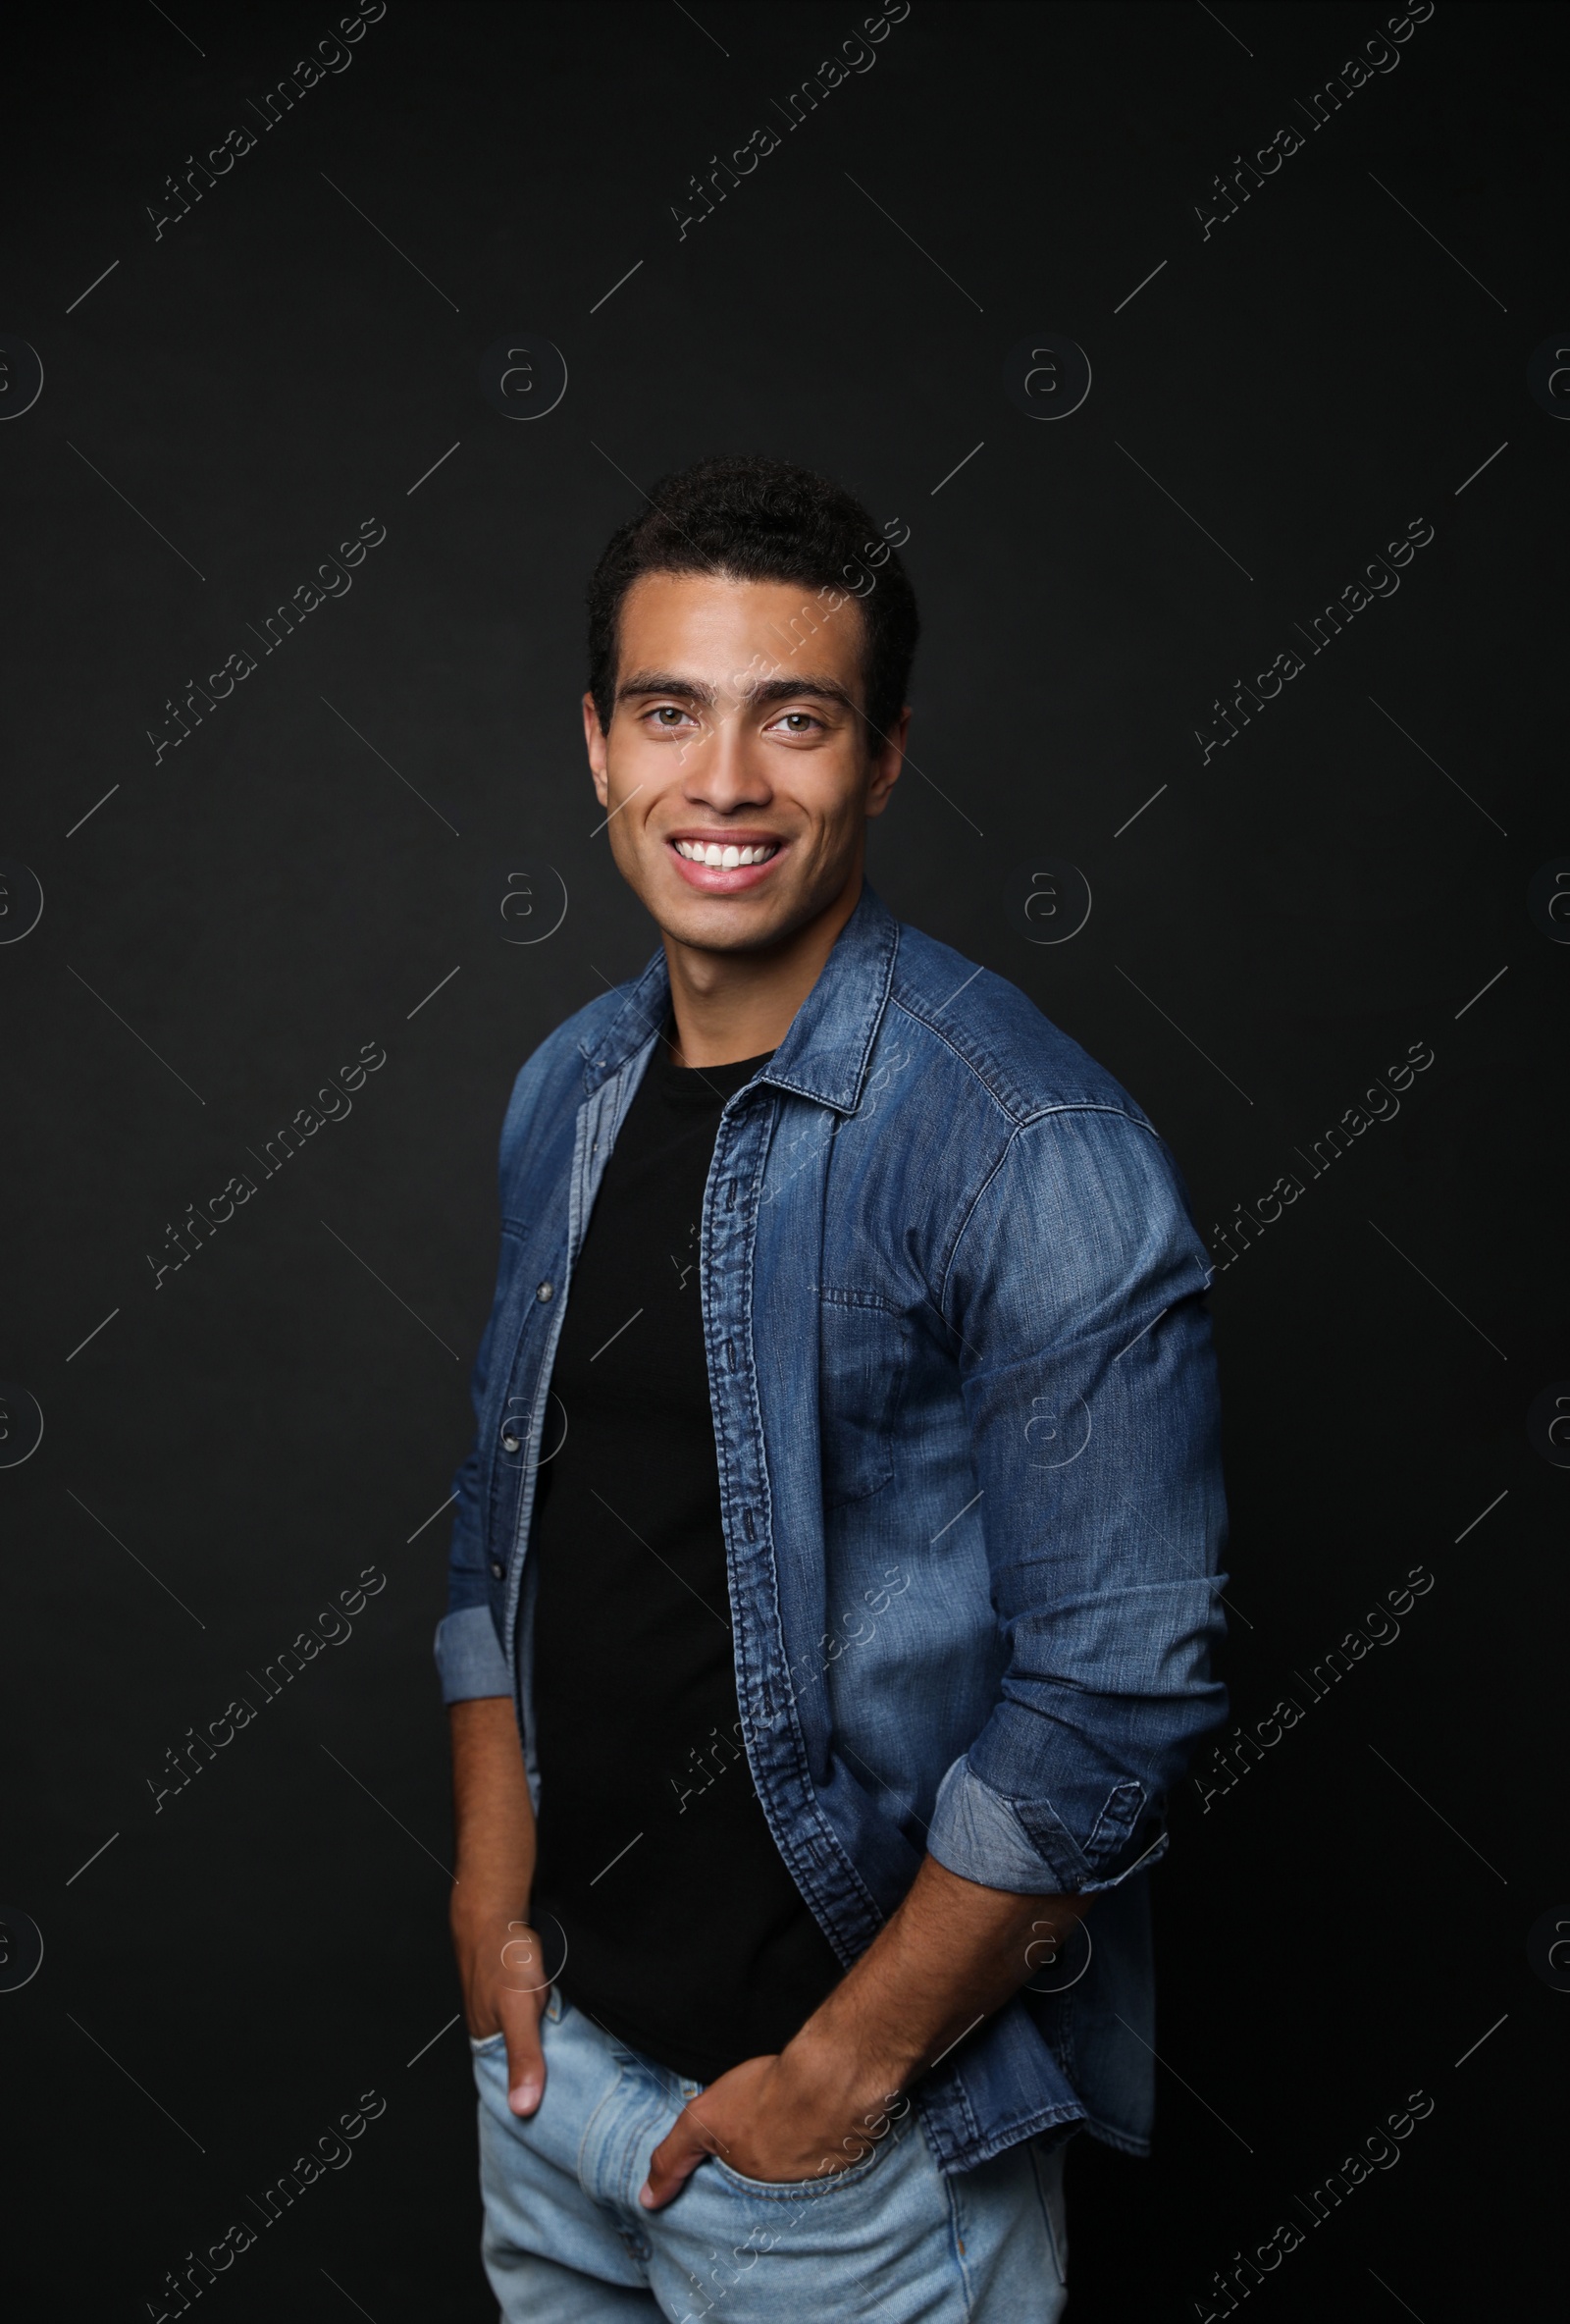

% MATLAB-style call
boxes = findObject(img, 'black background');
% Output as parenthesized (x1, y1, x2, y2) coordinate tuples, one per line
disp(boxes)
(2, 3, 1563, 2315)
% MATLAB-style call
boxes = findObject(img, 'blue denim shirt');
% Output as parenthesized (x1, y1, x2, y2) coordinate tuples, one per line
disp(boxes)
(436, 885, 1228, 2172)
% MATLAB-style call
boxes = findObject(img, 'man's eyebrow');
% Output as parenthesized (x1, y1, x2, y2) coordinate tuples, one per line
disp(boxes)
(748, 676, 859, 713)
(615, 670, 859, 713)
(616, 671, 716, 706)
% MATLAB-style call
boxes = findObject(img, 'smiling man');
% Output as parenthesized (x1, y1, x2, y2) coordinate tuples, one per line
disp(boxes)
(439, 455, 1228, 2321)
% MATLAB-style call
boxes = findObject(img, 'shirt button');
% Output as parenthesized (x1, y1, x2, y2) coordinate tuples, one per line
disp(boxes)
(500, 1430, 521, 1452)
(536, 1281, 553, 1302)
(490, 1560, 504, 1580)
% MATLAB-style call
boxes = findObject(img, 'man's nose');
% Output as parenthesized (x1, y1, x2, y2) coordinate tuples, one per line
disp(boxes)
(682, 710, 771, 808)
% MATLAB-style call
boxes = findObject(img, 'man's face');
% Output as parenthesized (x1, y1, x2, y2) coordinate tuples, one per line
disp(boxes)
(583, 571, 905, 954)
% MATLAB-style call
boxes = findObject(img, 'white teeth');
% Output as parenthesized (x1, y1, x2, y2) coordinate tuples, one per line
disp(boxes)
(673, 839, 777, 865)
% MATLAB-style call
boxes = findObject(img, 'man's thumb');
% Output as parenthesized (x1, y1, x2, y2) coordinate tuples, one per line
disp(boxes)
(500, 1987, 547, 2117)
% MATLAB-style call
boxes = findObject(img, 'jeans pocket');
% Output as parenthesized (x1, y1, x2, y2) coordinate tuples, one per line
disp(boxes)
(708, 2136, 886, 2201)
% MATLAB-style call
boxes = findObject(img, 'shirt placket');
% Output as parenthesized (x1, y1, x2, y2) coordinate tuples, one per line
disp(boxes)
(501, 1050, 654, 1684)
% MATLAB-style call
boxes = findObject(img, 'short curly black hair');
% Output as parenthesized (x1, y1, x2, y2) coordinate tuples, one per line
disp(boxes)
(586, 454, 919, 747)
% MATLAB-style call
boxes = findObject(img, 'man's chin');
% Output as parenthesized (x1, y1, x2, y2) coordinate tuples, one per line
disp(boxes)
(649, 894, 804, 956)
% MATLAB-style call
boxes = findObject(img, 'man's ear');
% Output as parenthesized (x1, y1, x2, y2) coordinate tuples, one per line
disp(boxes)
(864, 705, 910, 819)
(582, 691, 610, 808)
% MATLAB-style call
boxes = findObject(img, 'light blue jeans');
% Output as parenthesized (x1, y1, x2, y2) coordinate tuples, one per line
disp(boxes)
(473, 1991, 1070, 2321)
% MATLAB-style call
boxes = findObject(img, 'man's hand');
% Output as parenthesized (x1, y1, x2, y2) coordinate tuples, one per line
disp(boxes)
(448, 1697, 544, 2118)
(453, 1905, 552, 2117)
(641, 1856, 1091, 2209)
(641, 2041, 902, 2208)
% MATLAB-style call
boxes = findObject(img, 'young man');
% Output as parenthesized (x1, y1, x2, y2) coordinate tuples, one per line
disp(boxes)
(438, 456, 1228, 2321)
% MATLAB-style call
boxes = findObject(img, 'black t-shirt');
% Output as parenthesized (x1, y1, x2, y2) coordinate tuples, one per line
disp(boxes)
(526, 1031, 843, 2083)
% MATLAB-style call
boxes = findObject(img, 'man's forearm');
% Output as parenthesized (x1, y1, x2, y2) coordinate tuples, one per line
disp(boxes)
(449, 1695, 537, 1914)
(447, 1697, 553, 2095)
(782, 1855, 1089, 2117)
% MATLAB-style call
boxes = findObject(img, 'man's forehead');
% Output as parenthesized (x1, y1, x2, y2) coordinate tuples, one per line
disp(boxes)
(615, 571, 865, 697)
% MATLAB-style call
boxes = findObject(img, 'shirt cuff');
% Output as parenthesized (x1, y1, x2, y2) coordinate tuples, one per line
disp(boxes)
(926, 1758, 1171, 1895)
(434, 1606, 512, 1704)
(928, 1758, 1068, 1892)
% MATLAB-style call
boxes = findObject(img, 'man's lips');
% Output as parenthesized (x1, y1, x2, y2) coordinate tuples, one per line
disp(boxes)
(664, 833, 787, 892)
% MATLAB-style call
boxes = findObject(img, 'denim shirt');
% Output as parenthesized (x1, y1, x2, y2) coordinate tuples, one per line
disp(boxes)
(435, 885, 1228, 2172)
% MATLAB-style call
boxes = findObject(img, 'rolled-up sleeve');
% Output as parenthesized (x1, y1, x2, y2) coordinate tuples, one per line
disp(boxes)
(435, 1604, 512, 1703)
(925, 1105, 1229, 1895)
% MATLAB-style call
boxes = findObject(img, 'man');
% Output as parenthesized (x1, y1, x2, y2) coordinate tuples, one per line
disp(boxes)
(438, 455, 1228, 2320)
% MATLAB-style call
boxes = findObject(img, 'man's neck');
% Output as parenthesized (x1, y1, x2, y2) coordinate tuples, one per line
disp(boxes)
(661, 874, 863, 1068)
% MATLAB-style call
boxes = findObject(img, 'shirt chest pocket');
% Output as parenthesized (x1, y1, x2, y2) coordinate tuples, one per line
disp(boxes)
(817, 1291, 911, 1508)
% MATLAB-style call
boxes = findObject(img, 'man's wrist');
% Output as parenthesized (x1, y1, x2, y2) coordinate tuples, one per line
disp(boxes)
(777, 2010, 916, 2127)
(450, 1888, 533, 1934)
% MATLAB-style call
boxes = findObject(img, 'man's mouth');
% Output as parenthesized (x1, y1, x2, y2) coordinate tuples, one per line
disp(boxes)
(671, 839, 780, 868)
(664, 833, 787, 891)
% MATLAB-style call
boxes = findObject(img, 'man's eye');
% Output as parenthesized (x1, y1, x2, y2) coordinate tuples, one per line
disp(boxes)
(774, 712, 820, 733)
(650, 706, 692, 726)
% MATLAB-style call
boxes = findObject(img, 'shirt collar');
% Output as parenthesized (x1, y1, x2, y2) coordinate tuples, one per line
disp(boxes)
(578, 883, 900, 1117)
